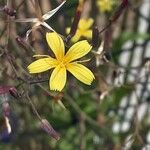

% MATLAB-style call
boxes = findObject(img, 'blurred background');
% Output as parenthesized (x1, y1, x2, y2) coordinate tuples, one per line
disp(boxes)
(0, 0, 150, 149)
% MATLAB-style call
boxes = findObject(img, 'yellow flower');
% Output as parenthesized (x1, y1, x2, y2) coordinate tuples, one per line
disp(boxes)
(97, 0, 114, 13)
(66, 18, 94, 42)
(27, 32, 95, 91)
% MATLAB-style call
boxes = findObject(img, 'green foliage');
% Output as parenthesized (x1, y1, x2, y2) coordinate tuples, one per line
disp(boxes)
(100, 85, 134, 113)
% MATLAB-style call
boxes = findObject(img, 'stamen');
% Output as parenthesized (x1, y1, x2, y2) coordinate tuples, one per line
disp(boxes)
(33, 55, 51, 58)
(75, 59, 91, 63)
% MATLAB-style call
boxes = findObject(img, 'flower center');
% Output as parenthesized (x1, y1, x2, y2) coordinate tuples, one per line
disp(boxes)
(80, 29, 86, 34)
(58, 60, 66, 68)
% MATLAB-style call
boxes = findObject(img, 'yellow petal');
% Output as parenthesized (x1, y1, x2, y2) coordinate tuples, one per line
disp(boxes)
(66, 27, 81, 42)
(66, 27, 70, 34)
(66, 63, 95, 85)
(82, 30, 92, 38)
(46, 32, 65, 60)
(28, 58, 58, 73)
(50, 65, 66, 91)
(71, 30, 81, 43)
(64, 40, 92, 62)
(79, 18, 94, 30)
(97, 0, 113, 12)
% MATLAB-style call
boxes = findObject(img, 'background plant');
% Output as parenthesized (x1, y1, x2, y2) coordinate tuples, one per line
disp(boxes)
(0, 0, 150, 150)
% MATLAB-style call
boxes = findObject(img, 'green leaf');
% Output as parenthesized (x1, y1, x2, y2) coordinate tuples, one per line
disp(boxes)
(100, 84, 135, 113)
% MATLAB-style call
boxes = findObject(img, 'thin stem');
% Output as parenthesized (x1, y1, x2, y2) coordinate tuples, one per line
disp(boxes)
(64, 93, 113, 139)
(26, 93, 42, 121)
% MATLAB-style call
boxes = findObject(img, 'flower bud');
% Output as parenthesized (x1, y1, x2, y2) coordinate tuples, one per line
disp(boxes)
(40, 119, 60, 140)
(3, 5, 16, 17)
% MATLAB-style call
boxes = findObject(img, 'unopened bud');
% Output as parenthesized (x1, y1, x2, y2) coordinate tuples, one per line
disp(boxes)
(9, 87, 20, 98)
(16, 36, 28, 50)
(16, 36, 35, 52)
(3, 5, 16, 17)
(40, 119, 60, 140)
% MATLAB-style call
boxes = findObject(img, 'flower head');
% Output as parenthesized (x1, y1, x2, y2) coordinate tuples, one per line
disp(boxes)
(27, 32, 95, 91)
(66, 18, 94, 42)
(97, 0, 114, 13)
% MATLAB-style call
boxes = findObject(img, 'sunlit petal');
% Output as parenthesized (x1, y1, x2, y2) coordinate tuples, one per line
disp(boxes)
(50, 66, 66, 91)
(66, 27, 70, 34)
(64, 40, 92, 62)
(82, 30, 92, 38)
(66, 63, 95, 85)
(66, 28, 81, 42)
(97, 0, 113, 12)
(79, 18, 94, 30)
(28, 58, 58, 73)
(71, 30, 81, 42)
(46, 32, 65, 60)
